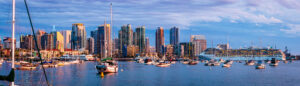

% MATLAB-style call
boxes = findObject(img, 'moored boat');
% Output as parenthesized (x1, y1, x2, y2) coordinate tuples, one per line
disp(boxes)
(222, 60, 232, 68)
(245, 60, 255, 66)
(256, 61, 265, 69)
(269, 58, 279, 66)
(188, 61, 198, 65)
(156, 62, 171, 67)
(17, 63, 38, 70)
(144, 58, 153, 65)
(96, 60, 118, 73)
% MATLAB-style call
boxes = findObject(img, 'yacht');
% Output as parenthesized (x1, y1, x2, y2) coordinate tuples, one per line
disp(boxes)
(188, 61, 198, 65)
(182, 59, 189, 64)
(256, 61, 265, 69)
(96, 61, 118, 73)
(245, 60, 255, 66)
(144, 58, 153, 65)
(269, 58, 279, 66)
(17, 63, 38, 70)
(156, 62, 171, 67)
(222, 60, 232, 68)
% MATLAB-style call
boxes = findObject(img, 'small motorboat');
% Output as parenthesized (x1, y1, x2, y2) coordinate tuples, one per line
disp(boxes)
(205, 60, 220, 66)
(256, 61, 265, 69)
(222, 60, 232, 68)
(96, 61, 118, 73)
(144, 58, 153, 65)
(17, 63, 38, 70)
(188, 61, 198, 65)
(182, 59, 189, 64)
(219, 59, 225, 63)
(170, 61, 176, 64)
(42, 63, 58, 68)
(156, 62, 171, 67)
(269, 58, 278, 66)
(245, 60, 255, 66)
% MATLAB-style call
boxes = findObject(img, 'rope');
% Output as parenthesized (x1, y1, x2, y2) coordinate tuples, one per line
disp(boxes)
(23, 0, 50, 86)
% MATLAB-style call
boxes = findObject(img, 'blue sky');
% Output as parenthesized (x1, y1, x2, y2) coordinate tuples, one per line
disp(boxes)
(0, 0, 299, 54)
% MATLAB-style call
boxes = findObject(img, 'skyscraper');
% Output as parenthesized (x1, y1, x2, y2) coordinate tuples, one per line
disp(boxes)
(155, 27, 165, 57)
(51, 31, 64, 52)
(60, 30, 71, 49)
(135, 26, 146, 55)
(170, 26, 179, 56)
(92, 23, 111, 58)
(118, 24, 133, 56)
(87, 37, 94, 54)
(20, 35, 33, 50)
(145, 37, 150, 54)
(190, 35, 207, 56)
(170, 26, 179, 45)
(41, 33, 54, 50)
(3, 37, 16, 49)
(71, 23, 86, 51)
(35, 30, 46, 50)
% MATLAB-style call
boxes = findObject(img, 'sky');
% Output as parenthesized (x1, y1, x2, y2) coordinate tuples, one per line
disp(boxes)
(0, 0, 299, 54)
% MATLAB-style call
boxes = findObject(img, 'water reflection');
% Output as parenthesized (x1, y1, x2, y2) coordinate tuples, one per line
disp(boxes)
(1, 61, 300, 85)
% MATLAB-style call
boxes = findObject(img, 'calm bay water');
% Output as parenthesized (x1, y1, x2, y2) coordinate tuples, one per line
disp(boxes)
(1, 61, 300, 86)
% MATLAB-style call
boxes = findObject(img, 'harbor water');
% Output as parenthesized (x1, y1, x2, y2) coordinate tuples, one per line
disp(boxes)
(1, 61, 300, 86)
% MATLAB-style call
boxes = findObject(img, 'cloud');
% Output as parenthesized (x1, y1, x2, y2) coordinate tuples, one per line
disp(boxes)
(280, 24, 300, 36)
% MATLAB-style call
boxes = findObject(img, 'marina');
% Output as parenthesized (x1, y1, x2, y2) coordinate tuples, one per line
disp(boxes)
(1, 60, 300, 86)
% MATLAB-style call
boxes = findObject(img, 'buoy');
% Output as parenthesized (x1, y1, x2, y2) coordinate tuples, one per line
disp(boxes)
(101, 72, 104, 78)
(121, 69, 124, 72)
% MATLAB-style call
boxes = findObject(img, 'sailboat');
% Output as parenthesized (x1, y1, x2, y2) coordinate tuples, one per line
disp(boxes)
(95, 3, 118, 73)
(0, 0, 16, 84)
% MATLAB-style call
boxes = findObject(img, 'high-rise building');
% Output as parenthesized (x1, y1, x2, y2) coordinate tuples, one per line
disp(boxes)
(92, 23, 111, 58)
(155, 27, 165, 57)
(71, 23, 86, 51)
(135, 26, 146, 55)
(20, 35, 33, 50)
(118, 24, 133, 56)
(41, 33, 54, 50)
(51, 31, 64, 52)
(180, 42, 195, 58)
(145, 37, 150, 54)
(170, 26, 180, 56)
(190, 35, 207, 56)
(87, 37, 94, 54)
(170, 26, 179, 45)
(35, 30, 46, 50)
(60, 30, 72, 49)
(3, 37, 16, 49)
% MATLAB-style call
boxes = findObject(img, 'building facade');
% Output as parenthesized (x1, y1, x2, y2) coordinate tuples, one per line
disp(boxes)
(60, 30, 72, 49)
(87, 37, 94, 54)
(92, 23, 111, 58)
(170, 26, 180, 56)
(71, 23, 86, 51)
(51, 31, 64, 52)
(118, 24, 133, 57)
(191, 35, 207, 56)
(155, 27, 165, 57)
(135, 26, 146, 55)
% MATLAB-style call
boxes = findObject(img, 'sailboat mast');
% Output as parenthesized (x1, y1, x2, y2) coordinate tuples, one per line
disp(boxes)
(12, 0, 15, 69)
(110, 3, 113, 57)
(11, 0, 15, 85)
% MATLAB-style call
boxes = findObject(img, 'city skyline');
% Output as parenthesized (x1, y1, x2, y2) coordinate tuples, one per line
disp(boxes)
(0, 0, 299, 54)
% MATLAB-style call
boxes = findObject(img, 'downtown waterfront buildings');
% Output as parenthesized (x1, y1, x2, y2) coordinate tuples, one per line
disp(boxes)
(1, 22, 209, 59)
